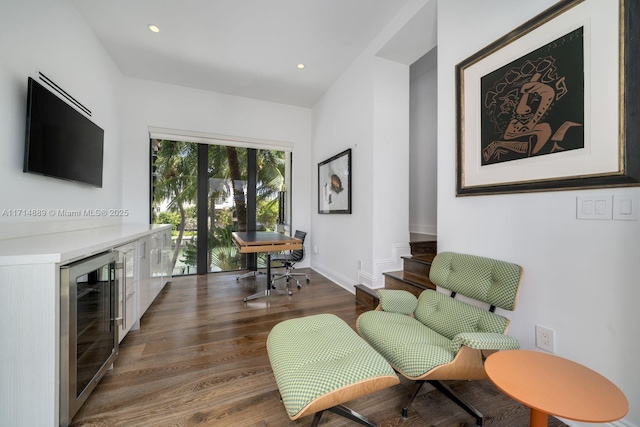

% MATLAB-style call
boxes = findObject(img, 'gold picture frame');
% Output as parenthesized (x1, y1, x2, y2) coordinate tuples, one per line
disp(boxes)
(456, 0, 639, 196)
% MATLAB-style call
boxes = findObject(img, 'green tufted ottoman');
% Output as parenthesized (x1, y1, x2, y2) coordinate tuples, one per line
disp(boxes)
(266, 313, 399, 427)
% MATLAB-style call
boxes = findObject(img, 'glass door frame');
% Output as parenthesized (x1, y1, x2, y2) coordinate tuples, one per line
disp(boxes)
(150, 137, 288, 276)
(195, 146, 257, 275)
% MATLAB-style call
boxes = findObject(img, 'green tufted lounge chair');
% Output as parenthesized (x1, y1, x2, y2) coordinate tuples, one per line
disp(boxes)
(356, 251, 523, 426)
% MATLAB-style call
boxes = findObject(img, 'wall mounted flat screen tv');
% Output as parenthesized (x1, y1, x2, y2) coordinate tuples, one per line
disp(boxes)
(24, 77, 104, 187)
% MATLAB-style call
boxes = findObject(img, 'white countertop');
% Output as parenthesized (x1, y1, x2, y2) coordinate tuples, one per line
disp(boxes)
(0, 224, 171, 266)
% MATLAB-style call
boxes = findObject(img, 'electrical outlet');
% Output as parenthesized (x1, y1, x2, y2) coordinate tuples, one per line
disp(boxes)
(535, 325, 555, 353)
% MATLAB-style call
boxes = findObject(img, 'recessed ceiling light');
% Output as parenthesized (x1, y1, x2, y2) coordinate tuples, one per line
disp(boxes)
(297, 64, 305, 69)
(148, 25, 160, 33)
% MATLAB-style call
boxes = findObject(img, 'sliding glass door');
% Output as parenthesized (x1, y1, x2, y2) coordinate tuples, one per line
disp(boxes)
(151, 139, 199, 275)
(151, 139, 287, 276)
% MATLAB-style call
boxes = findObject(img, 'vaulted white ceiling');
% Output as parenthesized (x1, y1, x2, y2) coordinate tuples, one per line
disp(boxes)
(71, 0, 413, 108)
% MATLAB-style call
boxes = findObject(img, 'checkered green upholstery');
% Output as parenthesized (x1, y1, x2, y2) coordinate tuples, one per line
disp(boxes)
(377, 289, 418, 314)
(415, 289, 509, 339)
(357, 252, 522, 380)
(429, 251, 522, 310)
(357, 310, 454, 378)
(452, 332, 520, 351)
(267, 313, 398, 419)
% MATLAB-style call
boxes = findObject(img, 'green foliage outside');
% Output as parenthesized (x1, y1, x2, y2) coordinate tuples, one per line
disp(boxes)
(257, 197, 278, 231)
(157, 211, 181, 233)
(151, 140, 285, 274)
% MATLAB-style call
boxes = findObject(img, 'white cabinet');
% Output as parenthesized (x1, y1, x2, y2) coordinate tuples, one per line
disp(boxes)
(115, 241, 137, 342)
(162, 228, 173, 283)
(138, 235, 152, 315)
(138, 227, 172, 316)
(0, 223, 171, 427)
(150, 231, 163, 296)
(152, 227, 172, 289)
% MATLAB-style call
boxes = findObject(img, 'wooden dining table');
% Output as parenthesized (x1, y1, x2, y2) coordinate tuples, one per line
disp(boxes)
(231, 231, 303, 302)
(485, 350, 628, 427)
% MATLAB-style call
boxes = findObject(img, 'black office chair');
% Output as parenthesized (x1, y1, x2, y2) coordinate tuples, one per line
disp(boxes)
(270, 230, 310, 289)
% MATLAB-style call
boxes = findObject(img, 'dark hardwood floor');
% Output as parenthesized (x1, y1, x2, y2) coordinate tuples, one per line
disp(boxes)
(72, 269, 567, 427)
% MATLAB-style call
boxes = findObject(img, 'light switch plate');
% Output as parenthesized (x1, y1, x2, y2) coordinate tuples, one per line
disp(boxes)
(576, 195, 612, 220)
(613, 193, 639, 221)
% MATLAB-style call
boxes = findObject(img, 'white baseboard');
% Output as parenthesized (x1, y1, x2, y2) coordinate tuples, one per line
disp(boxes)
(409, 223, 437, 236)
(309, 262, 357, 294)
(311, 241, 412, 290)
(370, 242, 411, 285)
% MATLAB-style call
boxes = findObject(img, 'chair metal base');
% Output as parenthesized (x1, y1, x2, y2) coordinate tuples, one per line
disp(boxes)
(243, 287, 292, 302)
(277, 383, 376, 426)
(272, 270, 310, 289)
(311, 404, 376, 427)
(402, 380, 483, 427)
(242, 254, 292, 302)
(236, 269, 266, 281)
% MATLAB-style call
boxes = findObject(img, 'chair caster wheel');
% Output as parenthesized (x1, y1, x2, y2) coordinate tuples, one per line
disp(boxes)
(288, 291, 292, 296)
(306, 279, 310, 283)
(297, 284, 302, 289)
(243, 298, 247, 302)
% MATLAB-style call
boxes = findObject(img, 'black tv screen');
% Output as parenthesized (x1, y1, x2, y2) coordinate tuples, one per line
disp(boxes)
(24, 77, 104, 187)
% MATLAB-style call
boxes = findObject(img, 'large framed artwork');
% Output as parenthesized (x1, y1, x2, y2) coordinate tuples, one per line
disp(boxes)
(318, 149, 351, 214)
(456, 0, 640, 196)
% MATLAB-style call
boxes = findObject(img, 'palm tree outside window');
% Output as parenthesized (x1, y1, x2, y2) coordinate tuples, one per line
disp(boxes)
(151, 139, 286, 276)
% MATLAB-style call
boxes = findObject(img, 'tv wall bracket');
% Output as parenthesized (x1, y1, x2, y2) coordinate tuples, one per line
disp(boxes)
(37, 71, 92, 117)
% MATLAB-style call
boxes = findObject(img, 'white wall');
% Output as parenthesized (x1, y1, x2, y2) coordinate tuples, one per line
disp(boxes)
(372, 57, 411, 271)
(311, 53, 375, 286)
(0, 0, 312, 242)
(438, 1, 639, 425)
(119, 77, 312, 262)
(0, 0, 123, 235)
(311, 1, 434, 290)
(409, 48, 437, 235)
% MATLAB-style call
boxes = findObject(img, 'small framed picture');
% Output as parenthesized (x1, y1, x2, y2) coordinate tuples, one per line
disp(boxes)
(318, 149, 351, 214)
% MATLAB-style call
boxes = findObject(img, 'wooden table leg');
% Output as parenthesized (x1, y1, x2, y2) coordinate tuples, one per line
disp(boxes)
(530, 408, 548, 427)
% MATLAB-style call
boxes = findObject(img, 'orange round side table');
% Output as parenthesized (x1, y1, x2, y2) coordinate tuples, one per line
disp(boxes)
(485, 350, 628, 427)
